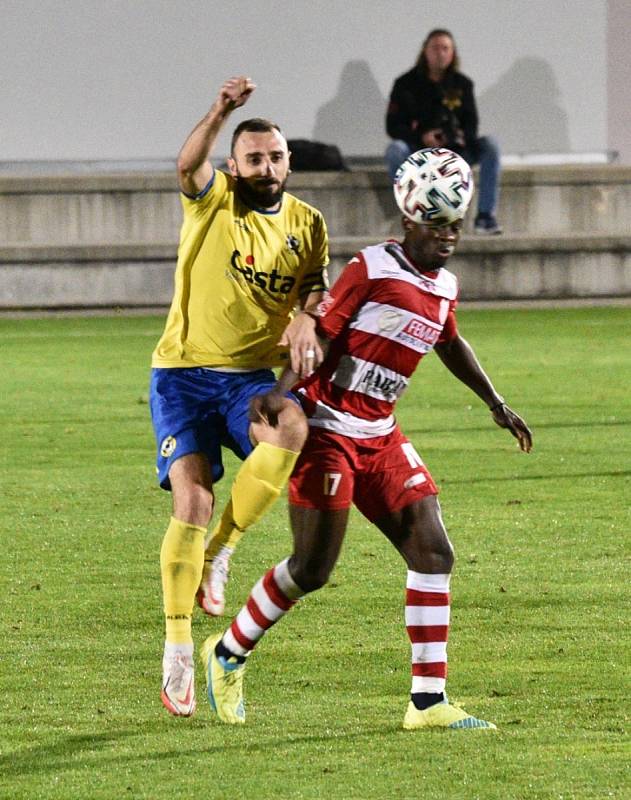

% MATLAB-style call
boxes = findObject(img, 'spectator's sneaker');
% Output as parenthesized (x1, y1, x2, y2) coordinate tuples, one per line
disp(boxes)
(196, 547, 231, 616)
(474, 213, 503, 235)
(200, 633, 246, 724)
(403, 699, 496, 730)
(161, 648, 196, 717)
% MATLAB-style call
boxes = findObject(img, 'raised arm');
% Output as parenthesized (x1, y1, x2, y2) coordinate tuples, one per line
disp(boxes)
(434, 333, 532, 452)
(176, 76, 256, 196)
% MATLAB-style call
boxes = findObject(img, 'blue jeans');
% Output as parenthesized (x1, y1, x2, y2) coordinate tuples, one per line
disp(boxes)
(385, 136, 501, 217)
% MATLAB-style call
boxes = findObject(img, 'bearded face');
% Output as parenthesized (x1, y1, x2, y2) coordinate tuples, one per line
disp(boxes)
(234, 173, 287, 209)
(228, 129, 291, 211)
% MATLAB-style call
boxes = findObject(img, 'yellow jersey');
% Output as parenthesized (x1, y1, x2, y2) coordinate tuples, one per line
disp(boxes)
(152, 169, 329, 369)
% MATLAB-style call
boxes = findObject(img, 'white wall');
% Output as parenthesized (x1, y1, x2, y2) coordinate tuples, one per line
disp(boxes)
(607, 0, 631, 163)
(0, 0, 612, 161)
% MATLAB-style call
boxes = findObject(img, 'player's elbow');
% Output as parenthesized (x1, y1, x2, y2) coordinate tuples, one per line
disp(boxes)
(176, 157, 196, 184)
(434, 339, 453, 362)
(176, 149, 209, 182)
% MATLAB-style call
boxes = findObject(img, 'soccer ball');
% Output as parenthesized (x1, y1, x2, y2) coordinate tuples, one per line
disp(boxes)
(393, 147, 474, 225)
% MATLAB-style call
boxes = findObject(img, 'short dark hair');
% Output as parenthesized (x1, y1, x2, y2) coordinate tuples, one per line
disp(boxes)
(230, 118, 283, 156)
(416, 28, 460, 75)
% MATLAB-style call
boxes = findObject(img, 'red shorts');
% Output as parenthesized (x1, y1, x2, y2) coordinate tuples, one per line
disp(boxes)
(289, 425, 438, 523)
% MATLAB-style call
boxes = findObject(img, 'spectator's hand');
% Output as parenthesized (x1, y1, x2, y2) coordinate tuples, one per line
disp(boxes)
(421, 129, 446, 147)
(249, 390, 286, 428)
(491, 404, 533, 453)
(217, 76, 256, 112)
(279, 312, 324, 378)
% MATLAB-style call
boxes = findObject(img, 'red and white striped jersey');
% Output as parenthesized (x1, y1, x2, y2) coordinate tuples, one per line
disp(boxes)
(298, 240, 459, 438)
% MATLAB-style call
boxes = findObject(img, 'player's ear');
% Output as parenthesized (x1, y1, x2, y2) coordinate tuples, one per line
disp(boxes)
(287, 150, 292, 174)
(402, 216, 413, 232)
(227, 157, 238, 177)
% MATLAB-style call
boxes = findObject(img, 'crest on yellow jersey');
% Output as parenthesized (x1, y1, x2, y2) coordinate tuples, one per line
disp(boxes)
(286, 234, 300, 253)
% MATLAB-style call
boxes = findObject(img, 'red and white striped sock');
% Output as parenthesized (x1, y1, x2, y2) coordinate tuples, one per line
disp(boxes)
(405, 571, 451, 696)
(222, 558, 305, 657)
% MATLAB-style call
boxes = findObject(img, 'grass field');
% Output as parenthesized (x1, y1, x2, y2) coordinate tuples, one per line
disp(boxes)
(1, 307, 629, 800)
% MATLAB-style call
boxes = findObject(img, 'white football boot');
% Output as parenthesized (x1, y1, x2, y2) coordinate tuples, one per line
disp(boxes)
(161, 645, 196, 717)
(197, 546, 232, 616)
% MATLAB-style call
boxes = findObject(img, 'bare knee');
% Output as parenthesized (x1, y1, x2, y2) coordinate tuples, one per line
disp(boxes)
(252, 399, 308, 451)
(400, 519, 454, 573)
(387, 499, 455, 574)
(169, 454, 214, 527)
(288, 554, 333, 593)
(172, 483, 214, 527)
(413, 535, 454, 574)
(280, 402, 309, 450)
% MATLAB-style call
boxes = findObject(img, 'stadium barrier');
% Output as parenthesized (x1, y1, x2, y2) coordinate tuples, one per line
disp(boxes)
(1, 165, 630, 308)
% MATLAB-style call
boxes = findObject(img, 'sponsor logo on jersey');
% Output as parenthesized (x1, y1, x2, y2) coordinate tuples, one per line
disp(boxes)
(398, 317, 441, 347)
(351, 302, 442, 354)
(332, 355, 408, 402)
(404, 473, 427, 489)
(378, 309, 403, 331)
(230, 250, 296, 294)
(160, 435, 177, 458)
(360, 366, 408, 400)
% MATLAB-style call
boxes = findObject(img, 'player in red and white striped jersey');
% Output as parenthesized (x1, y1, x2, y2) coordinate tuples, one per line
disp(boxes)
(201, 149, 532, 730)
(297, 237, 459, 437)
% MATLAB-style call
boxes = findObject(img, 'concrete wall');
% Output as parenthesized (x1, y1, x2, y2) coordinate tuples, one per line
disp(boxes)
(3, 235, 630, 309)
(0, 0, 617, 162)
(2, 165, 630, 245)
(607, 0, 631, 163)
(2, 165, 630, 308)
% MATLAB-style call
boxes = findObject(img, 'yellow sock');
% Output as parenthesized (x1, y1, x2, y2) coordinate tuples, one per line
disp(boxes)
(160, 516, 206, 644)
(205, 442, 300, 559)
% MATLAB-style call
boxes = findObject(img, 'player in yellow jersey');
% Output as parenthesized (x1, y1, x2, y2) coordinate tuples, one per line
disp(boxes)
(151, 76, 329, 716)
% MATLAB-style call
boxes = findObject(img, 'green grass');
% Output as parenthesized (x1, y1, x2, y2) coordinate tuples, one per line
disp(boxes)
(1, 307, 629, 799)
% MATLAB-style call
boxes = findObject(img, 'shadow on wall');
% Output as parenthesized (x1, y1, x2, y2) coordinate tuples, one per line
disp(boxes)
(312, 60, 387, 157)
(478, 57, 570, 154)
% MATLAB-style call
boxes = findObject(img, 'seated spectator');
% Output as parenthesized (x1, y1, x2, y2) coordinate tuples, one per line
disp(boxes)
(385, 29, 502, 234)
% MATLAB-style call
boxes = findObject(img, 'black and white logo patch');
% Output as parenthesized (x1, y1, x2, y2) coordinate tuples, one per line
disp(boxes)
(286, 234, 300, 253)
(160, 435, 177, 458)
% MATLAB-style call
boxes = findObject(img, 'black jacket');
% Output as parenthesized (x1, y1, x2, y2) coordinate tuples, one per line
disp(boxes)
(386, 67, 479, 155)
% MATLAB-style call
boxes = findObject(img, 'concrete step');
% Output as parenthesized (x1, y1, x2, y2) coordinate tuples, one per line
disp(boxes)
(2, 234, 630, 309)
(330, 234, 631, 301)
(1, 165, 630, 245)
(0, 242, 177, 308)
(291, 165, 631, 238)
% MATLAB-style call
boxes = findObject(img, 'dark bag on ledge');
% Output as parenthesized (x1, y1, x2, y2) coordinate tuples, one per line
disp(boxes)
(287, 139, 349, 171)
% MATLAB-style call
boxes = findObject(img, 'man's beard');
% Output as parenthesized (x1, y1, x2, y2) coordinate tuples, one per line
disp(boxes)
(236, 176, 286, 209)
